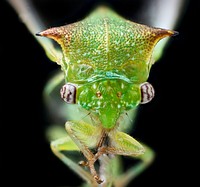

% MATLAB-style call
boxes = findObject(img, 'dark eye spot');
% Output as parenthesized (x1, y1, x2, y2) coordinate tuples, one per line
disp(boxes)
(96, 91, 102, 98)
(60, 83, 77, 104)
(117, 92, 122, 98)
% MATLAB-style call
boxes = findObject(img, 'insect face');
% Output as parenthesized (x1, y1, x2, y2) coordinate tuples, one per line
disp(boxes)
(60, 80, 155, 129)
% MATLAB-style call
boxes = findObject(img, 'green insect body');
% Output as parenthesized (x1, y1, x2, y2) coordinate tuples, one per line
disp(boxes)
(37, 6, 176, 186)
(39, 7, 174, 128)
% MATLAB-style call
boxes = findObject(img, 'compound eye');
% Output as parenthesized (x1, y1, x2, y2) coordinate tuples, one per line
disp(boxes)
(60, 83, 76, 104)
(140, 82, 155, 104)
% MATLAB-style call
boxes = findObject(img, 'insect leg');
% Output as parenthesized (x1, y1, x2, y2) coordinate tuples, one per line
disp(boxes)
(114, 144, 155, 187)
(100, 130, 154, 186)
(65, 121, 104, 184)
(51, 136, 98, 186)
(7, 0, 62, 63)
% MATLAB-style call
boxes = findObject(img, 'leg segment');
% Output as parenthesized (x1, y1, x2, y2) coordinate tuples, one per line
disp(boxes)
(51, 122, 155, 186)
(96, 130, 155, 187)
(82, 129, 155, 187)
(107, 130, 145, 156)
(65, 121, 104, 184)
(114, 144, 155, 187)
(50, 136, 97, 186)
(7, 0, 62, 63)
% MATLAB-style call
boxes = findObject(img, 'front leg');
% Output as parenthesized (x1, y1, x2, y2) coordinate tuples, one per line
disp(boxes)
(65, 121, 105, 184)
(51, 136, 97, 186)
(104, 130, 155, 187)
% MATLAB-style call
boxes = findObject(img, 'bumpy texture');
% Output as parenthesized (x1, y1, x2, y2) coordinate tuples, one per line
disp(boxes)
(39, 6, 175, 129)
